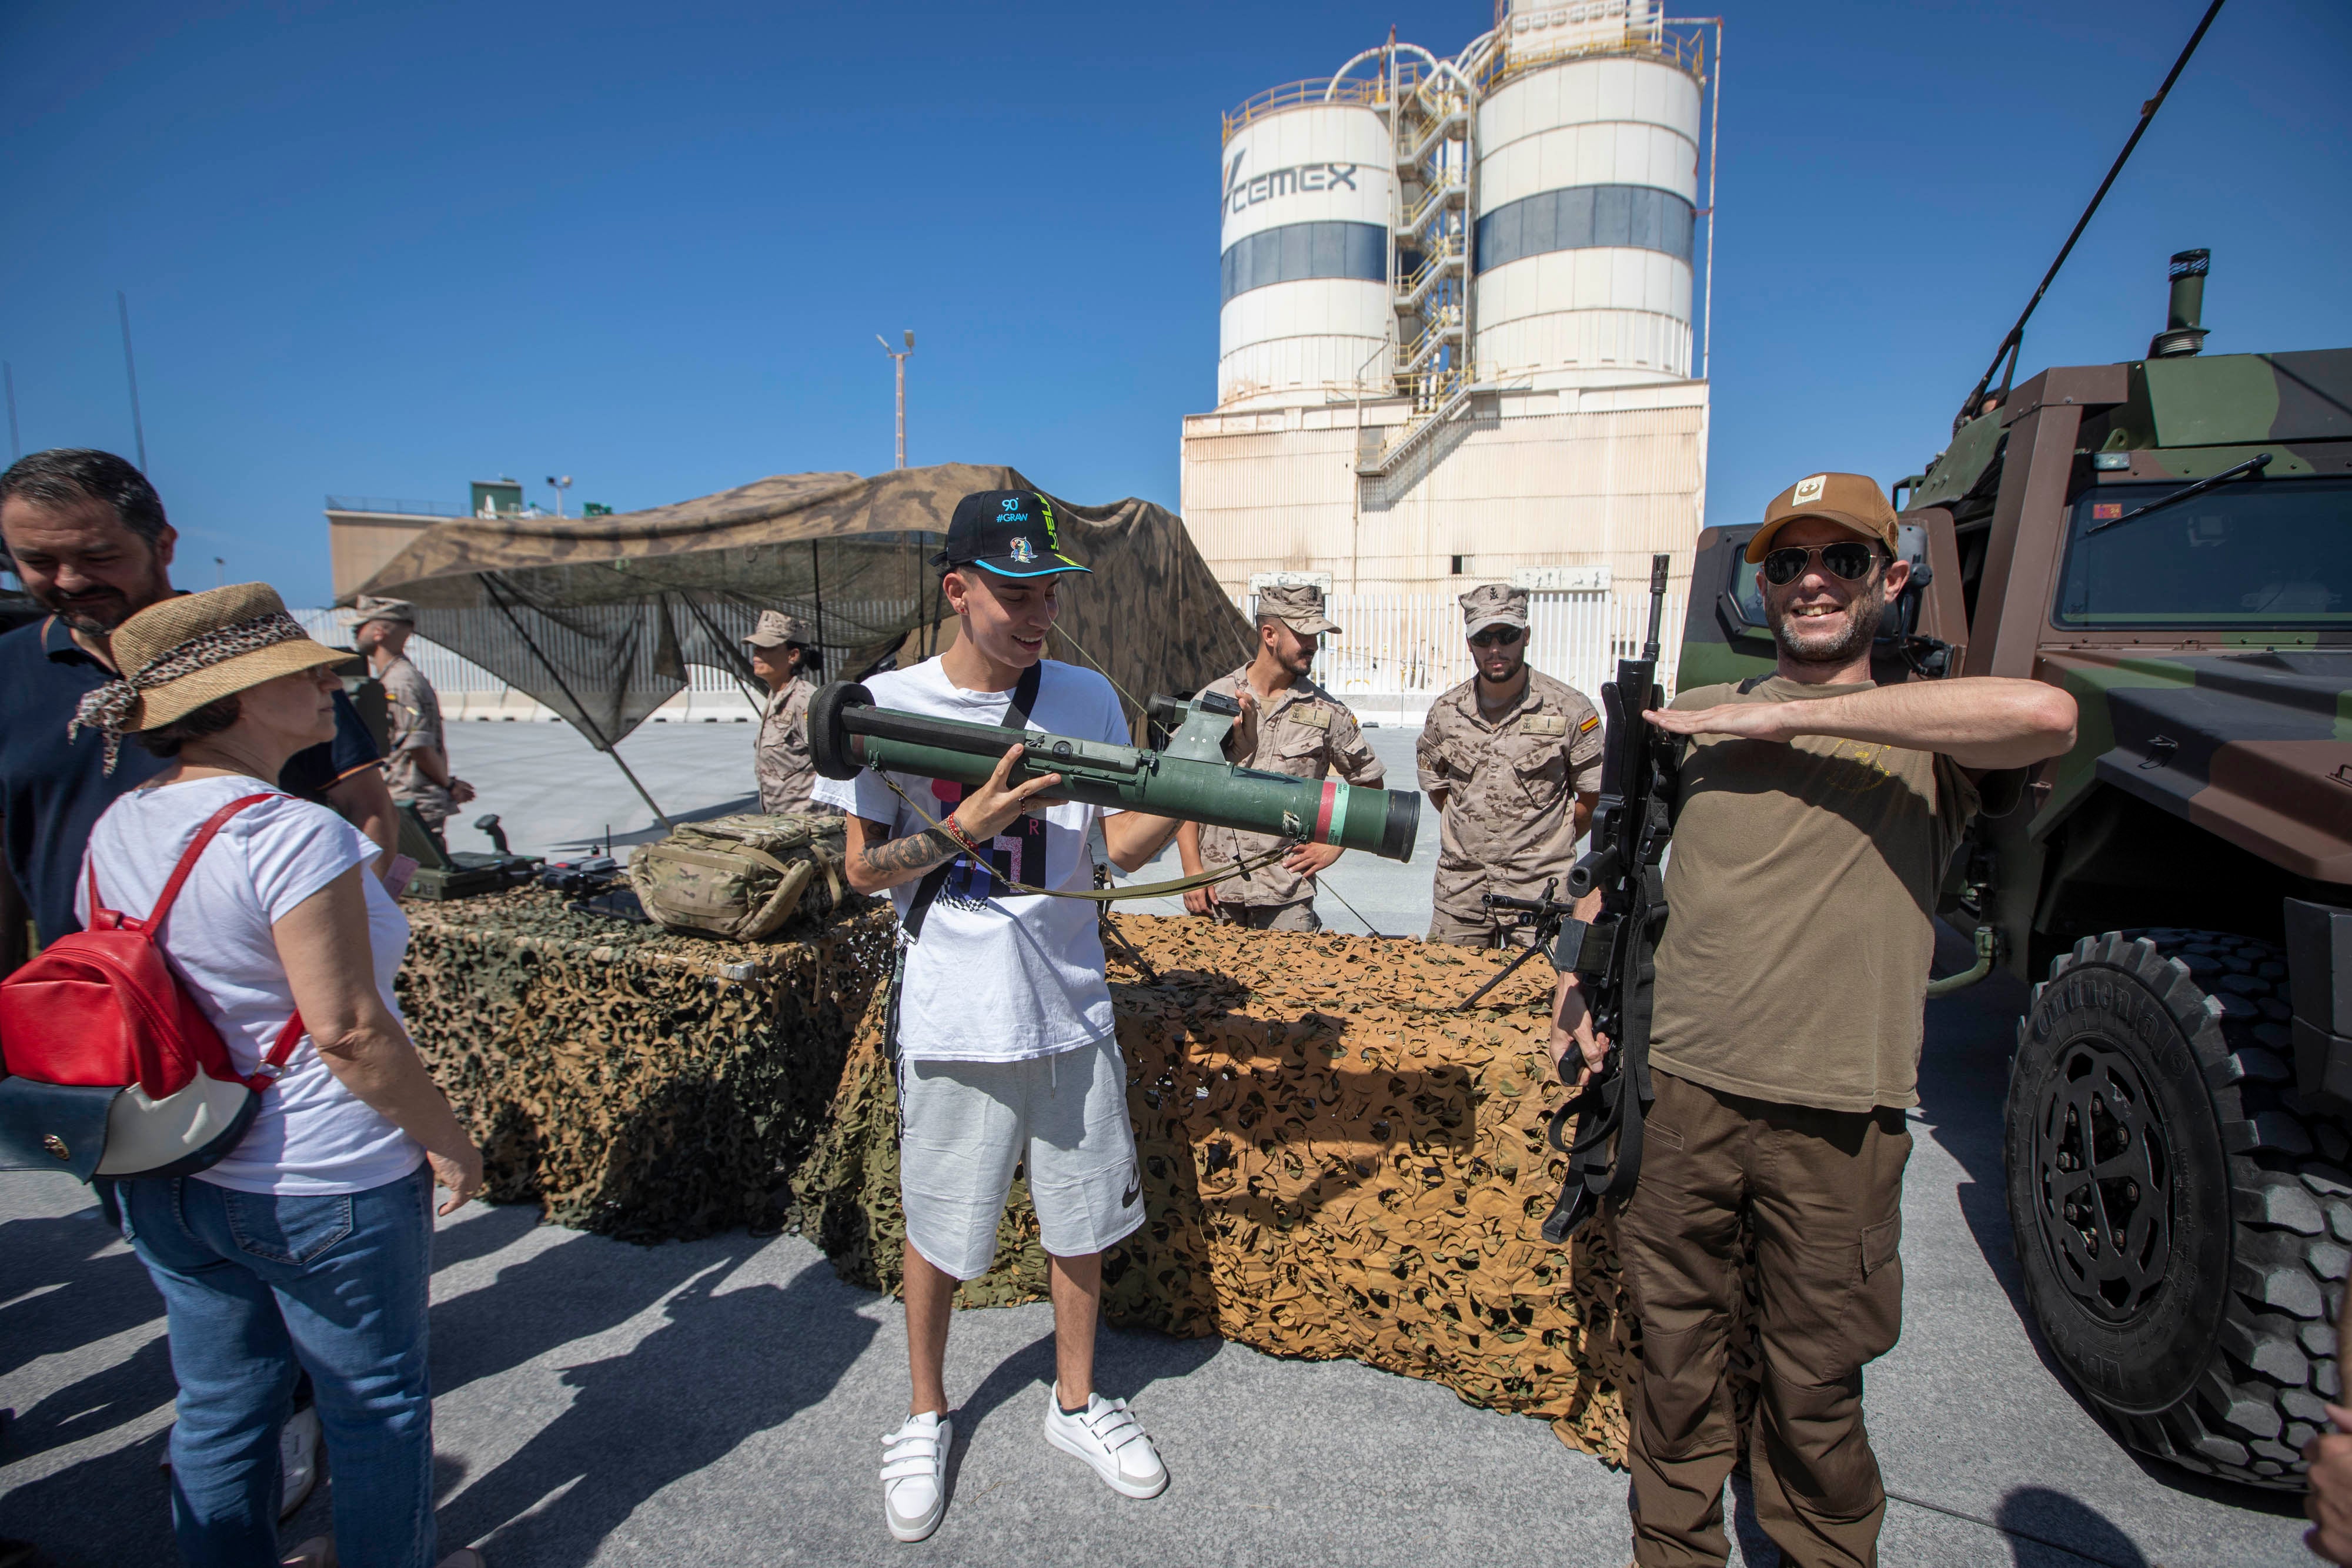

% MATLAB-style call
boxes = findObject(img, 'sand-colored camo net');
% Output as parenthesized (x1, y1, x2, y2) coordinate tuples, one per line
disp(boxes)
(400, 895, 1758, 1463)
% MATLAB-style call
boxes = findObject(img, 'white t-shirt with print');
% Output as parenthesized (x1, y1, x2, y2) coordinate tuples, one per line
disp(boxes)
(78, 774, 424, 1196)
(810, 657, 1128, 1064)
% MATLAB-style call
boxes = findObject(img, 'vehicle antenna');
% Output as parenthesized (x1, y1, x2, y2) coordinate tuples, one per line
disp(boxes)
(1955, 0, 2227, 431)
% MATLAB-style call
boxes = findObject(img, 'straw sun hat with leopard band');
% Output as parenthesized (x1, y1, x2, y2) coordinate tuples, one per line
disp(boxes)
(70, 583, 348, 773)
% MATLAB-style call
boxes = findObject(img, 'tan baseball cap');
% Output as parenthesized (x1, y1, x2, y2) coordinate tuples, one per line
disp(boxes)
(1257, 582, 1339, 637)
(346, 594, 416, 626)
(743, 610, 816, 648)
(1745, 472, 1900, 563)
(1458, 583, 1528, 636)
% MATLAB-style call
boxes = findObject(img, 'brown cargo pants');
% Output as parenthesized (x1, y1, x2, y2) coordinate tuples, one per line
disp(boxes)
(1618, 1069, 1911, 1568)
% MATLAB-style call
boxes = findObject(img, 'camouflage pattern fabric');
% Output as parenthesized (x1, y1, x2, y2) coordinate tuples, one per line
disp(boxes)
(352, 462, 1255, 752)
(1212, 900, 1320, 933)
(789, 913, 1765, 1464)
(1417, 670, 1605, 944)
(397, 888, 896, 1242)
(1195, 664, 1384, 908)
(379, 652, 454, 825)
(629, 813, 848, 942)
(755, 675, 831, 816)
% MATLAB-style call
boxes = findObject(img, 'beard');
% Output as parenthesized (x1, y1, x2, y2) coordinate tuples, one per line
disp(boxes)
(1476, 648, 1527, 686)
(1770, 587, 1884, 666)
(29, 580, 141, 636)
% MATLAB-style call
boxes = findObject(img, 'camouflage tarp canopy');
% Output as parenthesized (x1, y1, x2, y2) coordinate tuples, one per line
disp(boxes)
(353, 462, 1254, 751)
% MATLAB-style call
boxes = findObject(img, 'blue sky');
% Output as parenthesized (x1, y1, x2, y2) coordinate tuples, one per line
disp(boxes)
(4, 0, 2345, 607)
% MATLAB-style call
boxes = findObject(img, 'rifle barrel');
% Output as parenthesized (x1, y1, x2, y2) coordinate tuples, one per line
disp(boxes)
(1641, 552, 1671, 663)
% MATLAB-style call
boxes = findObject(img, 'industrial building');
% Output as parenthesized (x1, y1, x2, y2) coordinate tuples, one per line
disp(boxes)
(1181, 0, 1717, 639)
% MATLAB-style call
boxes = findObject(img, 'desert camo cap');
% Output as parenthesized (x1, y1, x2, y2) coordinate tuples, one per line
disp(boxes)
(346, 594, 416, 625)
(1745, 472, 1900, 562)
(743, 610, 816, 648)
(1258, 581, 1339, 637)
(1458, 583, 1528, 635)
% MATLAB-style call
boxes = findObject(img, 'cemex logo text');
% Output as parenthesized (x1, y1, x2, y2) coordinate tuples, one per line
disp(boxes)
(1223, 150, 1359, 216)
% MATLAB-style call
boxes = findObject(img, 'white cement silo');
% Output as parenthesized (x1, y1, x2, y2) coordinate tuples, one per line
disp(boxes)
(1217, 98, 1396, 410)
(1472, 8, 1702, 387)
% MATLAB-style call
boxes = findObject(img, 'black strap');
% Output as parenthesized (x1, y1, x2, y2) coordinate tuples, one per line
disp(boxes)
(899, 660, 1043, 944)
(1736, 674, 1770, 695)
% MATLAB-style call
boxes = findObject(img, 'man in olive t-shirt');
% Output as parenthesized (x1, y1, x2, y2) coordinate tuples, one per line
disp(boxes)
(1548, 472, 2077, 1568)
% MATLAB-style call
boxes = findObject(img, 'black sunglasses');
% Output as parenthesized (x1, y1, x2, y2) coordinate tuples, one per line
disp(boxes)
(1469, 626, 1526, 648)
(1760, 541, 1883, 586)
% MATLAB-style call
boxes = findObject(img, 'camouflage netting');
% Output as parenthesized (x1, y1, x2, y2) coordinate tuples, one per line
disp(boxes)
(788, 913, 1761, 1463)
(400, 897, 1758, 1462)
(397, 888, 896, 1242)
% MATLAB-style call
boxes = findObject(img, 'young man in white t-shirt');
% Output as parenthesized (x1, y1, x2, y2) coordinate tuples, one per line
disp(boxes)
(811, 489, 1194, 1543)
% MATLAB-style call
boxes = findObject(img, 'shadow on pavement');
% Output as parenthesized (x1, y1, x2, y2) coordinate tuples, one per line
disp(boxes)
(435, 1253, 876, 1564)
(429, 1221, 737, 1400)
(1994, 1484, 2149, 1566)
(0, 1211, 161, 1380)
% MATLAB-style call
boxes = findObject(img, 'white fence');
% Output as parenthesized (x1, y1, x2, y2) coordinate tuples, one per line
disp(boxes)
(1246, 588, 1686, 725)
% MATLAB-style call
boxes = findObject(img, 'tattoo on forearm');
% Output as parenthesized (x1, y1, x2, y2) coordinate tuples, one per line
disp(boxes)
(861, 826, 963, 878)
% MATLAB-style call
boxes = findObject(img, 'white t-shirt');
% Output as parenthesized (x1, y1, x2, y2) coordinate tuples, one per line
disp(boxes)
(78, 774, 424, 1196)
(810, 657, 1128, 1064)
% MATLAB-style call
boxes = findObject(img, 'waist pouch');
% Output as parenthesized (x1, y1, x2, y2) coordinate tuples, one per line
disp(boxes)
(629, 813, 848, 941)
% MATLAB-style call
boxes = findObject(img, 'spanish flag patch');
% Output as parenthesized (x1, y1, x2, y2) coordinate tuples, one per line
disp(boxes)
(1578, 714, 1600, 735)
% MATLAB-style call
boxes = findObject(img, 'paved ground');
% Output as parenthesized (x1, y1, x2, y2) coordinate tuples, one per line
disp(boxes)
(0, 726, 2314, 1565)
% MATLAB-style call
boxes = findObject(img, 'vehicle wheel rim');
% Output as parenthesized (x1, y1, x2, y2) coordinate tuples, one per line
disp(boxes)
(2033, 1035, 2174, 1323)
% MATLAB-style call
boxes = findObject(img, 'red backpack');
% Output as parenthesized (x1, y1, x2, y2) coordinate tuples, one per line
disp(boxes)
(0, 793, 305, 1182)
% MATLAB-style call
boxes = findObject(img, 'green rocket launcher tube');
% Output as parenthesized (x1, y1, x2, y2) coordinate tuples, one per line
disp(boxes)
(807, 681, 1419, 862)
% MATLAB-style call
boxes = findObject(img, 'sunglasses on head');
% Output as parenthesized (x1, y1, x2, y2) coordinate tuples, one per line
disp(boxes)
(1469, 626, 1526, 648)
(1760, 541, 1883, 586)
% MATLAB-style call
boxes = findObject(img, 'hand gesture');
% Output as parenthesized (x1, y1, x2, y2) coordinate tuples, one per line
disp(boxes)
(2307, 1410, 2352, 1565)
(1284, 841, 1343, 877)
(1643, 703, 1792, 744)
(428, 1141, 486, 1216)
(954, 744, 1064, 842)
(1222, 689, 1261, 762)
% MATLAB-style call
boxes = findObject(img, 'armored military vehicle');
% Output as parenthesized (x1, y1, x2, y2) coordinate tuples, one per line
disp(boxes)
(1676, 246, 2351, 1487)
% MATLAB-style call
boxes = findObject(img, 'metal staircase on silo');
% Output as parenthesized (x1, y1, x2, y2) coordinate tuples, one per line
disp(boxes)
(1358, 36, 1498, 479)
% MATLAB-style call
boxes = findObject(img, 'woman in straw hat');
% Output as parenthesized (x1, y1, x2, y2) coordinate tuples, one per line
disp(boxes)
(72, 584, 485, 1568)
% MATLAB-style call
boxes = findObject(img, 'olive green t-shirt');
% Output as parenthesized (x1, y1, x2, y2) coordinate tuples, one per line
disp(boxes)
(1648, 677, 1979, 1113)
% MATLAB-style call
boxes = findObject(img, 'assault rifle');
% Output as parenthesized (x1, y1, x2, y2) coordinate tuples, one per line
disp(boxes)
(1539, 553, 1680, 1244)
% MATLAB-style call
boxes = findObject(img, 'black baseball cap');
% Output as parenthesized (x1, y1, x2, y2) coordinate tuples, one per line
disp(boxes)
(933, 489, 1090, 579)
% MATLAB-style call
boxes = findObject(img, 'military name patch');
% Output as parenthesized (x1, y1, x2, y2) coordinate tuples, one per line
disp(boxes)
(1522, 714, 1569, 737)
(1291, 706, 1331, 731)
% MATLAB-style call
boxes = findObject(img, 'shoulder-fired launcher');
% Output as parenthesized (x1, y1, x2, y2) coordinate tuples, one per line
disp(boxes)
(808, 680, 1420, 862)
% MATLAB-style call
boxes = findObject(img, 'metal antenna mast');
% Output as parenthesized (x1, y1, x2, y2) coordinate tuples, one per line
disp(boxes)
(1956, 0, 2227, 428)
(876, 330, 914, 469)
(116, 291, 148, 472)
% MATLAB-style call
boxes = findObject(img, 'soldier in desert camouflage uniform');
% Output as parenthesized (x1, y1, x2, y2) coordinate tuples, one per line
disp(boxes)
(746, 610, 837, 817)
(350, 594, 475, 849)
(1176, 582, 1383, 933)
(1418, 583, 1604, 947)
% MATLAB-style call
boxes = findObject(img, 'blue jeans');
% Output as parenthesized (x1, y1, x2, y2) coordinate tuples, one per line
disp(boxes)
(115, 1163, 437, 1568)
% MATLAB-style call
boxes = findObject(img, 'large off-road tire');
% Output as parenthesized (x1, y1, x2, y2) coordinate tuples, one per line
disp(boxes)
(2006, 928, 2350, 1490)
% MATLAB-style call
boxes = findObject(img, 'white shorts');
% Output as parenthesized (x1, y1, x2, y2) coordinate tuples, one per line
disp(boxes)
(898, 1034, 1144, 1281)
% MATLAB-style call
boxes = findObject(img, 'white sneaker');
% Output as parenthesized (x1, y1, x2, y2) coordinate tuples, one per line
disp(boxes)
(279, 1405, 322, 1520)
(1043, 1392, 1167, 1499)
(880, 1411, 953, 1543)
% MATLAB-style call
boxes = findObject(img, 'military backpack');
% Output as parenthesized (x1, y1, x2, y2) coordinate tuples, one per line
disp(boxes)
(629, 813, 847, 942)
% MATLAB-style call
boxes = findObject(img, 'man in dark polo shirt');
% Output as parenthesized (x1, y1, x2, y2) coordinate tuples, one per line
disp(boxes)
(0, 448, 397, 971)
(1550, 472, 2078, 1568)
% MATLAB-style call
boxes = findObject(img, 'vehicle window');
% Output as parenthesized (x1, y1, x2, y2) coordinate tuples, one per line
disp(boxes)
(2053, 475, 2351, 628)
(1728, 554, 1767, 627)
